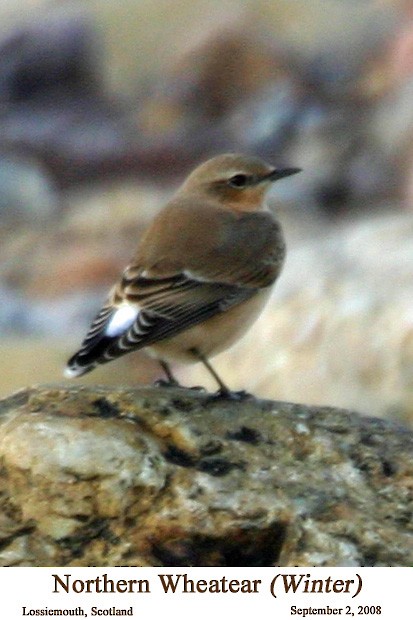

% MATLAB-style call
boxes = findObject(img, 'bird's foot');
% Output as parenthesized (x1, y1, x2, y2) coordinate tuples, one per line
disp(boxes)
(153, 379, 182, 388)
(208, 389, 252, 402)
(153, 379, 207, 393)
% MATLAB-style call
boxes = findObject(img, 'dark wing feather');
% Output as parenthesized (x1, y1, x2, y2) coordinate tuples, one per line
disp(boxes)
(65, 273, 255, 376)
(106, 281, 253, 357)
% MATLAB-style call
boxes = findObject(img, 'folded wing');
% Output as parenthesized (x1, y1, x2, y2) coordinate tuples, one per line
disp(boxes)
(65, 272, 255, 377)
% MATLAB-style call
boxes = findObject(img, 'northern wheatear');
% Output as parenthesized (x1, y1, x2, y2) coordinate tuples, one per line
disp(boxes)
(64, 153, 300, 396)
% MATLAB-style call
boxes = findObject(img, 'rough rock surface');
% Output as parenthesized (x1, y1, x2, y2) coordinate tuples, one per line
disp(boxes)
(0, 385, 411, 567)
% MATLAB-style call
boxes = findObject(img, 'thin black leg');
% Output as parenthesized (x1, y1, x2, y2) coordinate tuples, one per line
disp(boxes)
(190, 348, 231, 395)
(155, 360, 181, 387)
(190, 348, 251, 400)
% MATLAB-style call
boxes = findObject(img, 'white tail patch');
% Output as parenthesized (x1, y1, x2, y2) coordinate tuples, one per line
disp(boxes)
(63, 366, 83, 379)
(105, 304, 139, 337)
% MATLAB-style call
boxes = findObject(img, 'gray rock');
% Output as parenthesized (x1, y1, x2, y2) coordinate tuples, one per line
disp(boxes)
(0, 385, 411, 567)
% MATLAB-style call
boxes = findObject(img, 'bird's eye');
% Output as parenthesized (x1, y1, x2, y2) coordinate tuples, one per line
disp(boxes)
(228, 174, 249, 188)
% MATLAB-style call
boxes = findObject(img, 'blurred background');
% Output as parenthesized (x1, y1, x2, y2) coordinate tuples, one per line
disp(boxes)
(0, 0, 412, 426)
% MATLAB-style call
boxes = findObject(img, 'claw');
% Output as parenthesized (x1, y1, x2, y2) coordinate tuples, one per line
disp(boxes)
(154, 379, 181, 388)
(207, 388, 252, 402)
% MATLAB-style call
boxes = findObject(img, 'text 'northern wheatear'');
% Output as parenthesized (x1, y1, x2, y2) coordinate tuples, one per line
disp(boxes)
(64, 153, 300, 396)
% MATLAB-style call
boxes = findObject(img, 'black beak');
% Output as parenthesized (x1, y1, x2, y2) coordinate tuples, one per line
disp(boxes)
(264, 167, 302, 182)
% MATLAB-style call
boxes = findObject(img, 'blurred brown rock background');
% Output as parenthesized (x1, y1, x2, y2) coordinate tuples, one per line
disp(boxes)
(0, 0, 412, 426)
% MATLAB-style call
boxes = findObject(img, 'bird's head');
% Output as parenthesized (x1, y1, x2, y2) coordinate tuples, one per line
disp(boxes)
(179, 153, 301, 212)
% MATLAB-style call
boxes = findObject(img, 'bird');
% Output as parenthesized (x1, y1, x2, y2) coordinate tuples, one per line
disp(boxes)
(64, 153, 300, 397)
